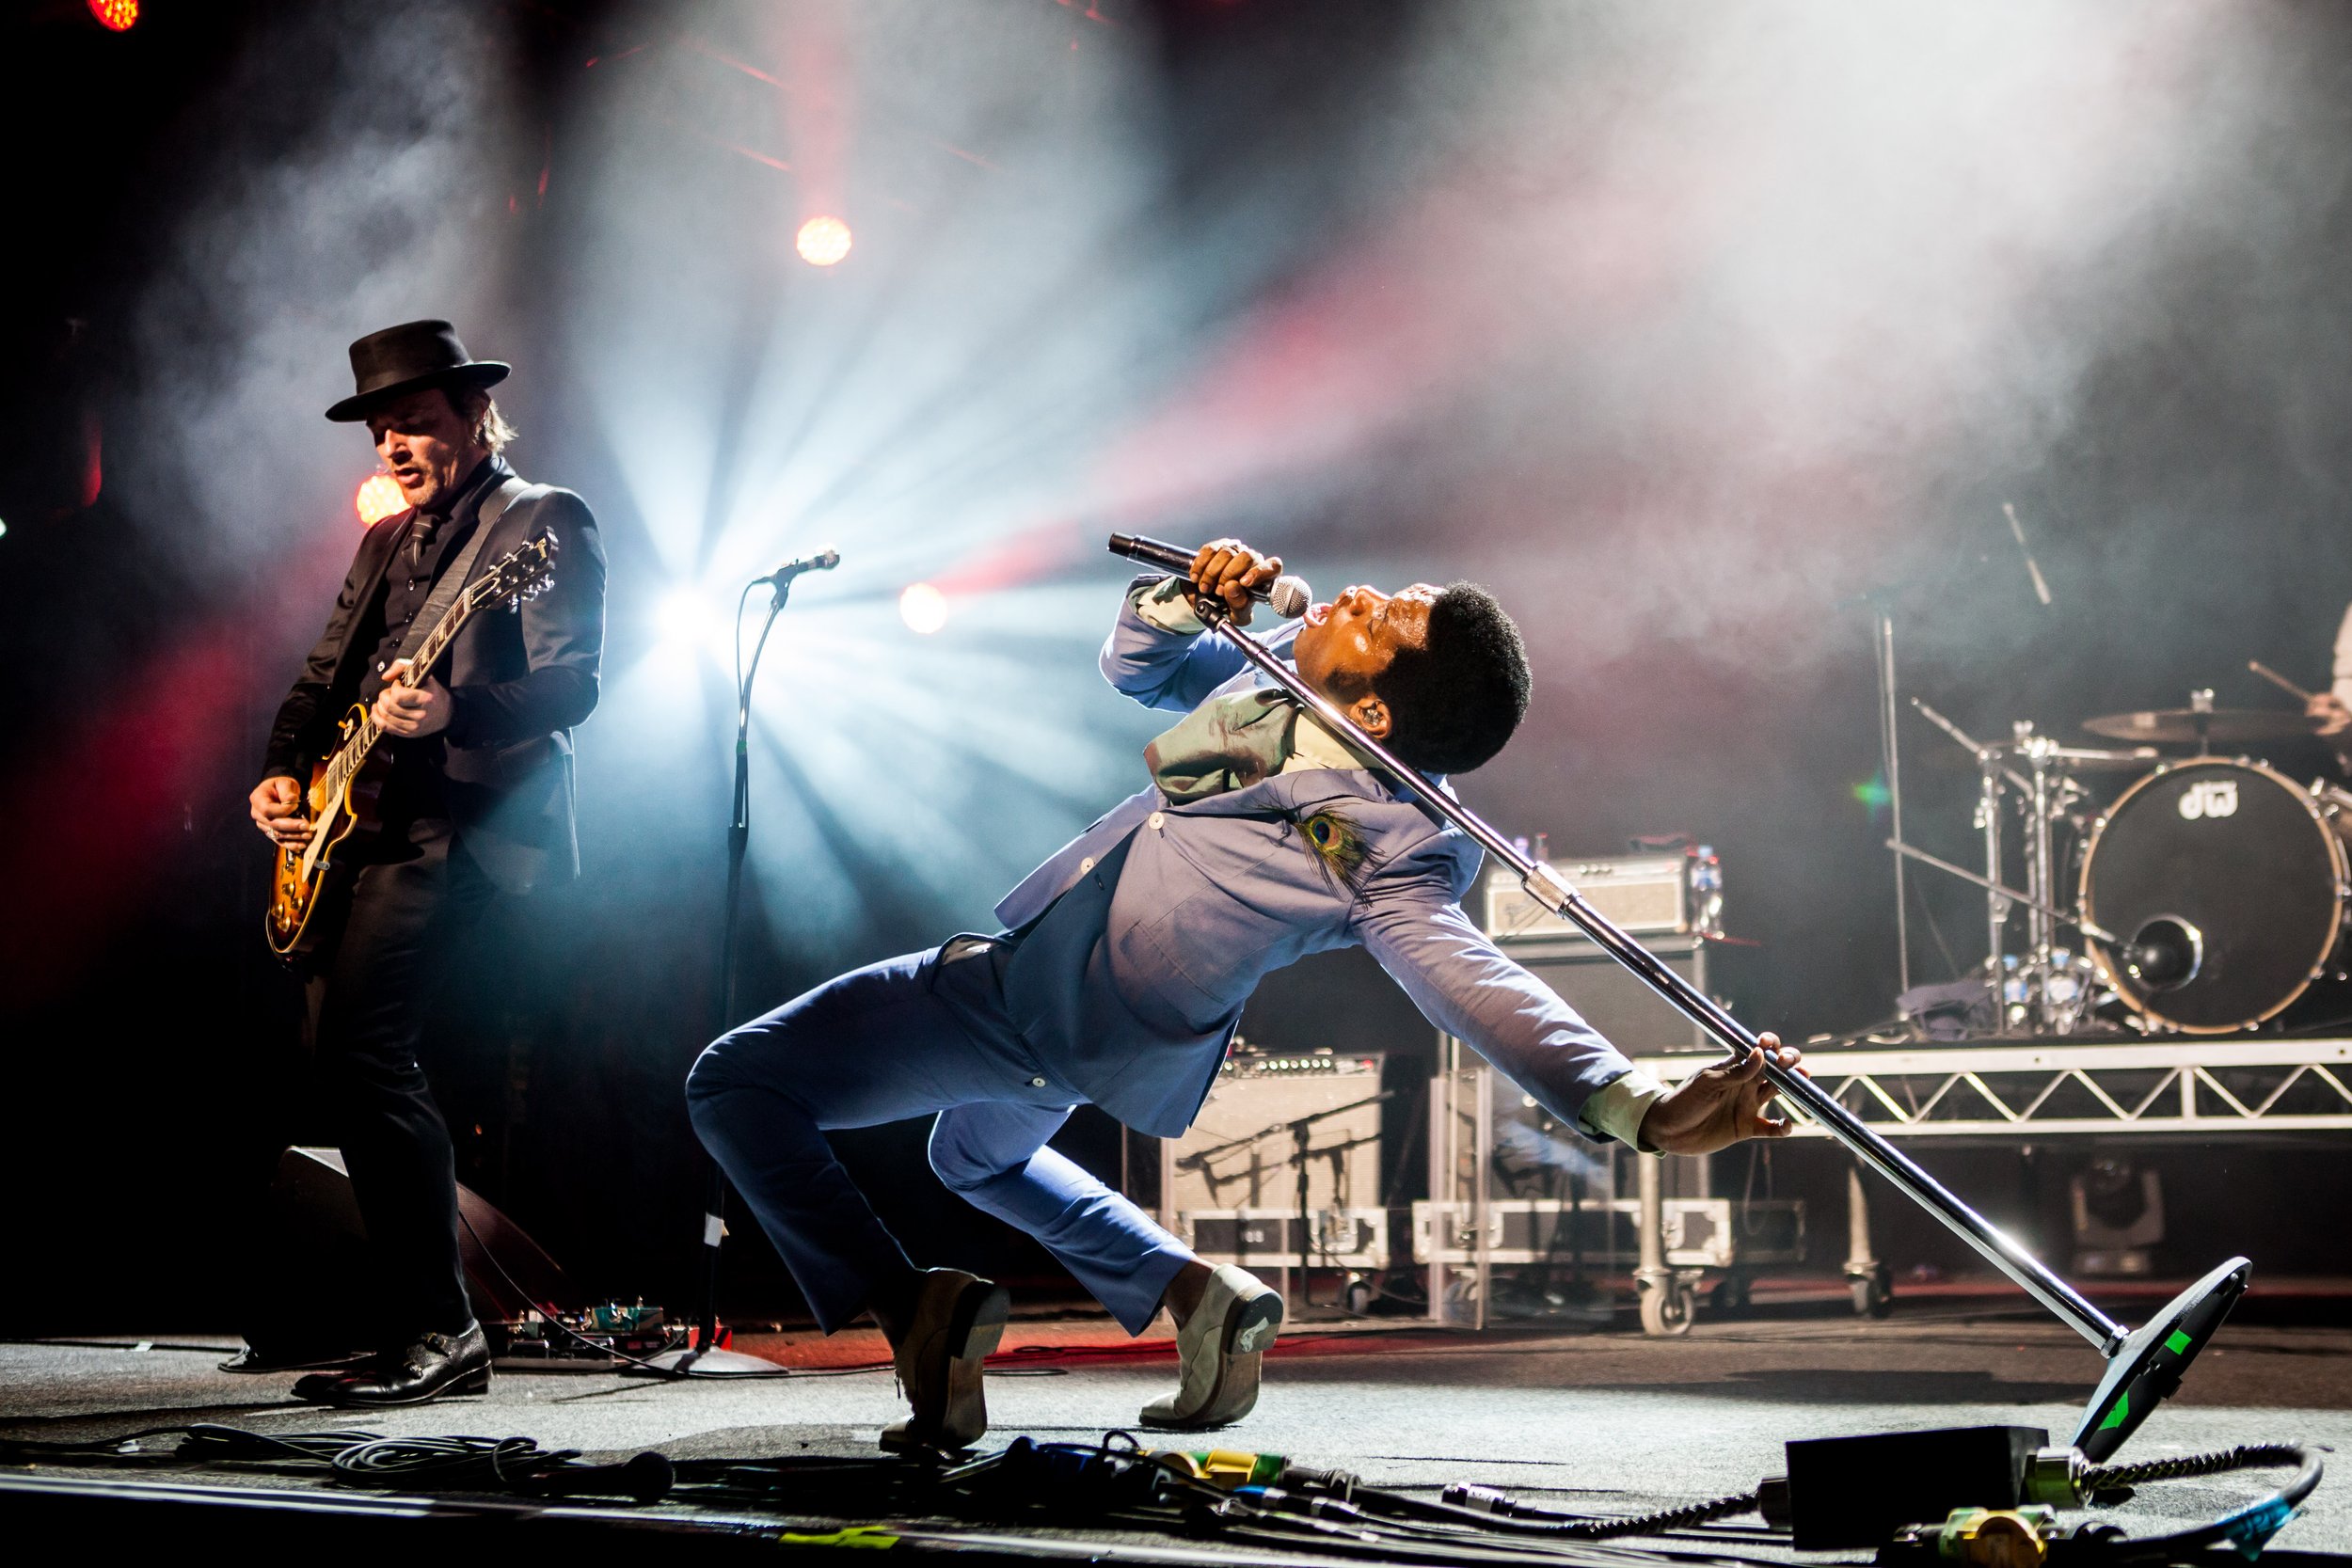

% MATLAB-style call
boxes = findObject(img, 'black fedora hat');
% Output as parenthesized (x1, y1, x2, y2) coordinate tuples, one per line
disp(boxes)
(326, 319, 509, 422)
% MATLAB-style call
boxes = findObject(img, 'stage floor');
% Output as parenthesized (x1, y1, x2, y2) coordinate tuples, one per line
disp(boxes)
(7, 1300, 2351, 1560)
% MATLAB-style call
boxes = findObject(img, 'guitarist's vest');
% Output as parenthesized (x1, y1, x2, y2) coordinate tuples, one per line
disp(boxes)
(358, 478, 541, 817)
(264, 517, 558, 959)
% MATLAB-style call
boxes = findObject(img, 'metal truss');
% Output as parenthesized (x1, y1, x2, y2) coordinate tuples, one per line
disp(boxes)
(1630, 1038, 2352, 1137)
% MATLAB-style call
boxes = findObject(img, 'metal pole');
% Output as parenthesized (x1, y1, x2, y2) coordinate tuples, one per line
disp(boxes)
(1882, 838, 2118, 945)
(1184, 591, 2126, 1355)
(1877, 614, 1912, 995)
(684, 583, 790, 1365)
(2027, 747, 2056, 963)
(1980, 756, 2009, 974)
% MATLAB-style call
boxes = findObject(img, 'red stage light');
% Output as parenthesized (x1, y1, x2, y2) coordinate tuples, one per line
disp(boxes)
(87, 0, 137, 31)
(356, 474, 406, 525)
(796, 215, 852, 268)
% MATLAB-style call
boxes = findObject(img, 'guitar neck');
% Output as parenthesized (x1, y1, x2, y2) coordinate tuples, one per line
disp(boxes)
(319, 582, 481, 793)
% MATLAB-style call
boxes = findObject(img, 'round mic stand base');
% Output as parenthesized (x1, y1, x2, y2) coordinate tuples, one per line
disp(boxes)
(624, 1342, 779, 1378)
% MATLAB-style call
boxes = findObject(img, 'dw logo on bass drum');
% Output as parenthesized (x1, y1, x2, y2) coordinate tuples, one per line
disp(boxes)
(2176, 778, 2239, 820)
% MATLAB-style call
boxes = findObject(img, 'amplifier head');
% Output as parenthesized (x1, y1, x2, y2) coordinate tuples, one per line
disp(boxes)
(1483, 848, 1723, 942)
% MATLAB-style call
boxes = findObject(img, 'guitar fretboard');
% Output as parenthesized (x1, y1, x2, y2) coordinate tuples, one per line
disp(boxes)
(312, 576, 489, 825)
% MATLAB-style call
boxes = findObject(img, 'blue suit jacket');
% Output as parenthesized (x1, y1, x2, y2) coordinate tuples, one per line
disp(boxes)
(985, 582, 1636, 1140)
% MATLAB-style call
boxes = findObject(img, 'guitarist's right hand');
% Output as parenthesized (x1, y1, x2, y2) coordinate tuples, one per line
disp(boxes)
(251, 776, 313, 847)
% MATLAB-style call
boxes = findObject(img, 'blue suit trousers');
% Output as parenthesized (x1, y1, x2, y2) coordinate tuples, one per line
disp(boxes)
(686, 944, 1197, 1335)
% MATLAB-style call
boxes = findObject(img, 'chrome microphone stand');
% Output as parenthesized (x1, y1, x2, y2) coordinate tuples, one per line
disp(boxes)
(1114, 537, 2243, 1457)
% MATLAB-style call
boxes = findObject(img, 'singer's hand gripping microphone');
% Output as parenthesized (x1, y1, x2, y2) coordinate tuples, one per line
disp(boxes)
(1108, 533, 1311, 619)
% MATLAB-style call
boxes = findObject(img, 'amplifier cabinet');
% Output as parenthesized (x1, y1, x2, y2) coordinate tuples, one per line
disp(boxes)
(1493, 935, 1714, 1056)
(1411, 1198, 1804, 1270)
(1173, 1208, 1391, 1271)
(1159, 1051, 1384, 1222)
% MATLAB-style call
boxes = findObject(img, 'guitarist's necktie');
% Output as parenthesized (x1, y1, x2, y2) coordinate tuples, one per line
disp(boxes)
(408, 514, 437, 566)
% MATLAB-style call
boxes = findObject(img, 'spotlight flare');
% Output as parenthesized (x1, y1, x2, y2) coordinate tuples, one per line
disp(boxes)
(355, 474, 406, 525)
(87, 0, 136, 30)
(899, 582, 948, 635)
(796, 215, 852, 268)
(658, 589, 712, 646)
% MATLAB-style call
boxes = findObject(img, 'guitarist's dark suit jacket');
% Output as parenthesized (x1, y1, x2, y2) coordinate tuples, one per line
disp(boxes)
(252, 454, 605, 1351)
(262, 456, 607, 894)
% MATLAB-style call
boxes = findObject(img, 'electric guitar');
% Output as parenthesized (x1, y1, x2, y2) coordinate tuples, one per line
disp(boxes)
(264, 533, 560, 958)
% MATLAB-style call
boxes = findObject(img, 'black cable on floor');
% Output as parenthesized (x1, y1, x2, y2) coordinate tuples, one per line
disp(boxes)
(2083, 1443, 2312, 1496)
(0, 1423, 671, 1504)
(2084, 1445, 2325, 1563)
(1411, 1487, 1763, 1539)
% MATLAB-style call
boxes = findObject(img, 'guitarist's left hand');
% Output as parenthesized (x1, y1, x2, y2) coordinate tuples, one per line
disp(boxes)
(373, 658, 453, 737)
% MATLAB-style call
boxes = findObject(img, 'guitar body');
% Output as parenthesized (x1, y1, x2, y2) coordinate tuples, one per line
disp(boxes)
(265, 705, 389, 960)
(260, 531, 556, 963)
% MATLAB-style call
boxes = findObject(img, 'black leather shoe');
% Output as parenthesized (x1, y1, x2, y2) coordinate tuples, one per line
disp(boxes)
(294, 1323, 491, 1407)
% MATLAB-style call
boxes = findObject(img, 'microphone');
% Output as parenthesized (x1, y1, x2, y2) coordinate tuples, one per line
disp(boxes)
(754, 546, 840, 587)
(1108, 533, 1312, 620)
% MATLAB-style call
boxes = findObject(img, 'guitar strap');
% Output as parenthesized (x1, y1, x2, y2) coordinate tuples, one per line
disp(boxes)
(389, 475, 543, 667)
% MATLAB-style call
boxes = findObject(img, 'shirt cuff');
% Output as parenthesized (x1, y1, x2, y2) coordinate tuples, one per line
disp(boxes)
(1577, 1069, 1669, 1154)
(1134, 577, 1206, 635)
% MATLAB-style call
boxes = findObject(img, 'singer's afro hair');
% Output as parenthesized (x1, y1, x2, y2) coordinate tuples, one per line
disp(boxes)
(1376, 583, 1531, 775)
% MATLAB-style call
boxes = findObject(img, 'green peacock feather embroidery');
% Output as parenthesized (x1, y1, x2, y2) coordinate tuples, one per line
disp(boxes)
(1299, 808, 1370, 891)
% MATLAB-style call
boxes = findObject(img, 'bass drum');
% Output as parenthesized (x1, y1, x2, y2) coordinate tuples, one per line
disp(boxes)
(2080, 759, 2350, 1034)
(2089, 756, 2343, 1034)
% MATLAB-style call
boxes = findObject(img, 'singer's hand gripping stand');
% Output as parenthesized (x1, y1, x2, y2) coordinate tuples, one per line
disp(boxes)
(1119, 538, 2248, 1462)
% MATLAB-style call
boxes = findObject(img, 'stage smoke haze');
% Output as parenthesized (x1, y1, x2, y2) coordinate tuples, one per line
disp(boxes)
(1136, 2, 2352, 675)
(116, 1, 524, 600)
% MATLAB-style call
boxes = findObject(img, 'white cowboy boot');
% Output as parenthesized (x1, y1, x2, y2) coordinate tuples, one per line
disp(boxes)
(880, 1270, 1010, 1451)
(1139, 1263, 1282, 1430)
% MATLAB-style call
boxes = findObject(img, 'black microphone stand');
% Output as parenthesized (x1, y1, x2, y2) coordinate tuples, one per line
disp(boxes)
(1285, 1101, 1388, 1307)
(637, 578, 800, 1376)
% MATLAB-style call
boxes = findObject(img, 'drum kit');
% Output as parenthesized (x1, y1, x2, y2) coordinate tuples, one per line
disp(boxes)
(1890, 664, 2352, 1037)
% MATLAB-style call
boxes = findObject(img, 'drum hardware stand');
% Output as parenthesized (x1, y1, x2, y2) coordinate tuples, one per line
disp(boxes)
(1132, 539, 2249, 1460)
(1913, 699, 2027, 980)
(1881, 838, 2119, 947)
(1906, 702, 2106, 1037)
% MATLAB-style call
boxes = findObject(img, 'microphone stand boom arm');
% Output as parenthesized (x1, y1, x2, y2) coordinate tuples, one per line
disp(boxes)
(1177, 589, 2133, 1356)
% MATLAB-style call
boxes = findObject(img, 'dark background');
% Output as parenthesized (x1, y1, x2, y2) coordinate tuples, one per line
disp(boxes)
(6, 0, 2351, 1331)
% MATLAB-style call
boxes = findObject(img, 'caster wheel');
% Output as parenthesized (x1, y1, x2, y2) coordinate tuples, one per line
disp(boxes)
(1344, 1278, 1373, 1317)
(1849, 1267, 1893, 1318)
(1639, 1280, 1696, 1337)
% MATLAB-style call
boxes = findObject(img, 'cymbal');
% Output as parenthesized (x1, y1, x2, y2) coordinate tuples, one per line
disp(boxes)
(2083, 707, 2325, 744)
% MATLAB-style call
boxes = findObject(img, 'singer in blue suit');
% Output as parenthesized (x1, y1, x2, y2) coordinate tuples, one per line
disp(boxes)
(687, 542, 1801, 1449)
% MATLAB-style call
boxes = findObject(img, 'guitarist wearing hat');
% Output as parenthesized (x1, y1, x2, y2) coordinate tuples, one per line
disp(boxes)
(240, 320, 607, 1406)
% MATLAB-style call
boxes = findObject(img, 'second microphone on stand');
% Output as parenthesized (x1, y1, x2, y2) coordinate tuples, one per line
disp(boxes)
(755, 546, 840, 587)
